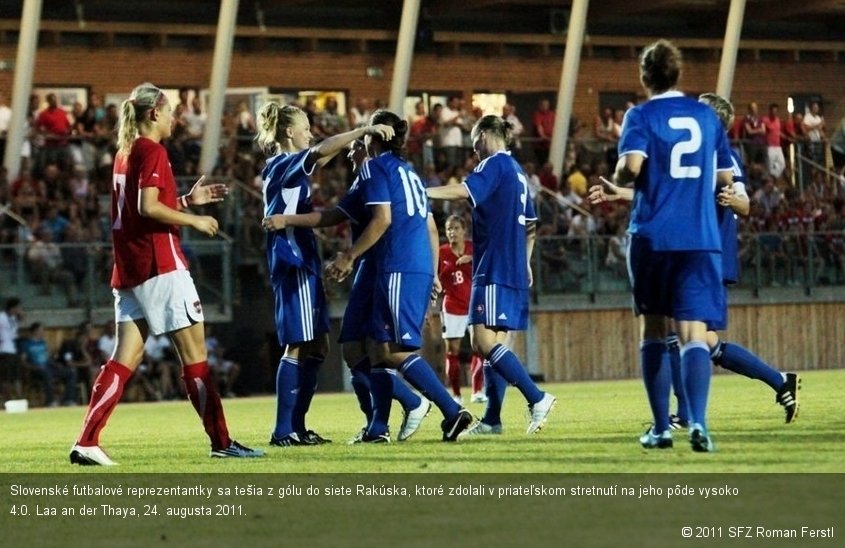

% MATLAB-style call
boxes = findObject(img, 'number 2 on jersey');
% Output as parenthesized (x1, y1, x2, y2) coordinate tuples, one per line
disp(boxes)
(669, 117, 702, 179)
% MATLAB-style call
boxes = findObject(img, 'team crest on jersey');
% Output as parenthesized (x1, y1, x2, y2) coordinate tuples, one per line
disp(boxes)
(193, 300, 202, 314)
(475, 304, 484, 313)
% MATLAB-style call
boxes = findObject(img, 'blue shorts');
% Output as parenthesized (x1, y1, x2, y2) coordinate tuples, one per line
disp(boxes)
(706, 285, 729, 331)
(272, 267, 330, 346)
(468, 283, 529, 331)
(628, 236, 724, 323)
(370, 271, 433, 349)
(339, 259, 374, 343)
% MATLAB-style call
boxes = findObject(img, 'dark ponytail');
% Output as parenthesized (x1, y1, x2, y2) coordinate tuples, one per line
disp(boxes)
(369, 109, 408, 156)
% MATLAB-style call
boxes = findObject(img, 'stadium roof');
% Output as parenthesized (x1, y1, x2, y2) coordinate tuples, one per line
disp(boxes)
(3, 0, 845, 42)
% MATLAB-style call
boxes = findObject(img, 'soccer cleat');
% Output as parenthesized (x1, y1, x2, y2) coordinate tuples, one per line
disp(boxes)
(462, 420, 503, 436)
(360, 431, 391, 444)
(669, 414, 689, 430)
(441, 409, 473, 442)
(300, 430, 332, 444)
(347, 427, 367, 445)
(527, 393, 557, 434)
(69, 444, 117, 466)
(776, 373, 801, 424)
(268, 432, 315, 447)
(470, 392, 489, 404)
(689, 424, 715, 453)
(210, 440, 265, 458)
(398, 397, 432, 442)
(639, 427, 673, 449)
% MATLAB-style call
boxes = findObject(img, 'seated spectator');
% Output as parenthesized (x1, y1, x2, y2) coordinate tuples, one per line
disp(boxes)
(20, 322, 77, 406)
(143, 333, 179, 400)
(205, 325, 240, 398)
(26, 226, 78, 305)
(57, 322, 97, 398)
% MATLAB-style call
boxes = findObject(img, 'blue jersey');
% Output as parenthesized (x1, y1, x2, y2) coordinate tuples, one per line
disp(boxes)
(361, 152, 432, 275)
(462, 151, 537, 289)
(262, 149, 321, 280)
(718, 149, 746, 285)
(620, 91, 733, 252)
(337, 174, 372, 245)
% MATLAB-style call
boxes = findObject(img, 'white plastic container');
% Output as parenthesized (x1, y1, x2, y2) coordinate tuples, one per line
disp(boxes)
(4, 399, 29, 413)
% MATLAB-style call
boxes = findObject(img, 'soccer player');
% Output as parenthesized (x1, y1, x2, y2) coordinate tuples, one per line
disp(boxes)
(427, 114, 557, 436)
(684, 94, 799, 424)
(590, 94, 801, 428)
(255, 102, 394, 447)
(324, 109, 473, 443)
(70, 83, 263, 465)
(262, 139, 432, 443)
(438, 214, 487, 404)
(589, 40, 734, 452)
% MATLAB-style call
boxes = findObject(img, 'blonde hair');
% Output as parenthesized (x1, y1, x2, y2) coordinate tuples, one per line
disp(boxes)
(255, 102, 305, 155)
(117, 83, 166, 156)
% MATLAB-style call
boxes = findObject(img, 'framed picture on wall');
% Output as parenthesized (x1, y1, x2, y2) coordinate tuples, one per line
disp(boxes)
(33, 86, 89, 113)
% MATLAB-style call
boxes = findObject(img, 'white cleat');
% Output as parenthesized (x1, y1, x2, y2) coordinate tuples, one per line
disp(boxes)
(527, 393, 557, 434)
(461, 421, 503, 436)
(398, 397, 432, 441)
(470, 392, 489, 404)
(69, 444, 117, 466)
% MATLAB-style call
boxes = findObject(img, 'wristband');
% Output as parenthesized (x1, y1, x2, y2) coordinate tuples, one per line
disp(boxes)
(179, 195, 189, 209)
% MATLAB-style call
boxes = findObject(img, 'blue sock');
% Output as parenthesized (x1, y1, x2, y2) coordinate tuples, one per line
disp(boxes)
(387, 369, 421, 411)
(667, 334, 689, 423)
(713, 341, 785, 391)
(480, 362, 507, 426)
(367, 367, 393, 437)
(641, 339, 671, 433)
(273, 357, 300, 438)
(400, 355, 461, 419)
(487, 344, 543, 405)
(682, 341, 713, 429)
(292, 354, 322, 433)
(349, 356, 373, 423)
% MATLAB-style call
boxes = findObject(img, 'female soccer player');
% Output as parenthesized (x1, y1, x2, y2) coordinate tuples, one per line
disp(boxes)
(594, 40, 734, 452)
(427, 114, 556, 436)
(438, 214, 486, 404)
(324, 109, 473, 443)
(262, 139, 431, 443)
(255, 102, 394, 446)
(70, 83, 262, 465)
(592, 94, 800, 429)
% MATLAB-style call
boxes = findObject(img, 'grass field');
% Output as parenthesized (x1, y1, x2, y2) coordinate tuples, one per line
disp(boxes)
(3, 368, 844, 474)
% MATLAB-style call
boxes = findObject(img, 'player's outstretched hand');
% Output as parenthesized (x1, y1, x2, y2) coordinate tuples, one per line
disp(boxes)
(193, 215, 219, 237)
(262, 215, 287, 232)
(324, 251, 354, 283)
(188, 176, 229, 206)
(366, 124, 395, 142)
(431, 276, 443, 302)
(587, 177, 619, 204)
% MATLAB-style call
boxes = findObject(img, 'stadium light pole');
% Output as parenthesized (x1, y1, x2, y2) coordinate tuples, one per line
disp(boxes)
(3, 0, 42, 179)
(549, 0, 589, 179)
(388, 0, 421, 115)
(716, 0, 746, 100)
(199, 0, 239, 177)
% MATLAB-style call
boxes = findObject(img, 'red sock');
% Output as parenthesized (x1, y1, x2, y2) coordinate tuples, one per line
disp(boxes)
(76, 360, 133, 447)
(470, 354, 484, 393)
(446, 352, 462, 396)
(182, 361, 231, 451)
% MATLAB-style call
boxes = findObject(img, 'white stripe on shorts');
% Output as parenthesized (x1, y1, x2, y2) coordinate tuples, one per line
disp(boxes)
(486, 284, 497, 326)
(297, 269, 313, 341)
(389, 272, 402, 344)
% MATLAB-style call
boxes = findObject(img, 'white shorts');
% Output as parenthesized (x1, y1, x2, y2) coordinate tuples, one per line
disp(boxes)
(767, 146, 785, 179)
(441, 310, 470, 340)
(113, 270, 203, 336)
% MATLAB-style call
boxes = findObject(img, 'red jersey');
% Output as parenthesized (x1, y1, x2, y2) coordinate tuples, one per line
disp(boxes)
(110, 137, 188, 289)
(438, 241, 473, 315)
